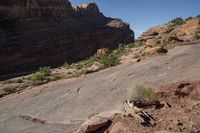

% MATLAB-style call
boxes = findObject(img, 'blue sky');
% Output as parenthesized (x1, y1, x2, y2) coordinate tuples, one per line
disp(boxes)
(71, 0, 200, 38)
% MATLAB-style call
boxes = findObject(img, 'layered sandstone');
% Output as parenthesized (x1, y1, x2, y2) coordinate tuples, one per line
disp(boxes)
(138, 18, 200, 46)
(0, 0, 134, 76)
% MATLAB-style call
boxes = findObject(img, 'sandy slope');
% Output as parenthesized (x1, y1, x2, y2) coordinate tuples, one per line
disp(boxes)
(0, 44, 200, 133)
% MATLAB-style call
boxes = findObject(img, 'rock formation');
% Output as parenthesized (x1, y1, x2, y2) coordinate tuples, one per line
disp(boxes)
(0, 0, 134, 76)
(138, 18, 200, 46)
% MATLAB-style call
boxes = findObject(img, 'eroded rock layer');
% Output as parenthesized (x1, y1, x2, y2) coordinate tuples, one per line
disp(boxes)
(0, 0, 134, 75)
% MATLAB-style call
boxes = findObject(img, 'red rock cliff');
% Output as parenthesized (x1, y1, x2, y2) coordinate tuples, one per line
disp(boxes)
(0, 0, 134, 76)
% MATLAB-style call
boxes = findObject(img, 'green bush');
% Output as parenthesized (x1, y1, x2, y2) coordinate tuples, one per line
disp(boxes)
(185, 16, 193, 21)
(169, 17, 185, 26)
(127, 84, 156, 101)
(195, 28, 200, 40)
(98, 55, 119, 69)
(30, 67, 51, 85)
(39, 67, 51, 76)
(196, 14, 200, 19)
(2, 79, 24, 84)
(84, 54, 119, 69)
(63, 62, 70, 68)
(135, 41, 143, 47)
(133, 53, 141, 59)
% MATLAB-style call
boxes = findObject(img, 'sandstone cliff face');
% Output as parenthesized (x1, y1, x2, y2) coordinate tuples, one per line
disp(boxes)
(0, 0, 134, 76)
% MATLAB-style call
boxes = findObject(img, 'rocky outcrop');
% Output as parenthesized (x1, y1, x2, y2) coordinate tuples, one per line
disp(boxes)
(0, 0, 134, 76)
(138, 18, 200, 47)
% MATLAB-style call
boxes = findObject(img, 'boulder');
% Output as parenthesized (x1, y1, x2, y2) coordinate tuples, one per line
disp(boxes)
(142, 24, 171, 36)
(170, 19, 200, 41)
(143, 46, 167, 55)
(109, 122, 127, 133)
(161, 34, 182, 44)
(74, 116, 109, 133)
(145, 38, 159, 47)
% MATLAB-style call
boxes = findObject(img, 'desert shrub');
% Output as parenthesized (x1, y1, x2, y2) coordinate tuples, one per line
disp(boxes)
(2, 79, 24, 84)
(169, 17, 185, 26)
(63, 62, 71, 68)
(196, 14, 200, 19)
(111, 43, 133, 58)
(3, 86, 17, 94)
(38, 67, 51, 76)
(133, 53, 141, 59)
(195, 28, 200, 40)
(185, 16, 193, 21)
(135, 41, 143, 47)
(30, 67, 51, 85)
(127, 84, 156, 101)
(50, 76, 63, 81)
(98, 55, 119, 69)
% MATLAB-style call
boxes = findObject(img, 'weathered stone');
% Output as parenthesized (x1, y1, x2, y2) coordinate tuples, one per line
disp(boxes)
(75, 116, 109, 133)
(0, 0, 134, 76)
(109, 122, 127, 133)
(161, 34, 182, 44)
(96, 48, 110, 56)
(143, 47, 163, 55)
(142, 24, 170, 36)
(145, 38, 159, 47)
(170, 19, 200, 41)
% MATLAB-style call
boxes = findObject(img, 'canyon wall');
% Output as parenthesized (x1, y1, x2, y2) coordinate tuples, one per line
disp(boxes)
(0, 0, 134, 75)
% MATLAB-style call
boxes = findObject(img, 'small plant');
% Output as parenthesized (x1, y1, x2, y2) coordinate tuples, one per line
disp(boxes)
(2, 79, 24, 84)
(30, 66, 51, 85)
(169, 17, 185, 26)
(196, 14, 200, 19)
(50, 76, 63, 81)
(127, 84, 156, 101)
(98, 55, 119, 69)
(38, 67, 51, 76)
(196, 28, 200, 40)
(3, 86, 17, 94)
(133, 53, 141, 59)
(135, 41, 143, 48)
(185, 16, 193, 21)
(63, 62, 71, 68)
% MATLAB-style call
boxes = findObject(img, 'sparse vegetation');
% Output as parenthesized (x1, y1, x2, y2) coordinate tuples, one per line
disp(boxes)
(134, 41, 143, 47)
(127, 84, 156, 101)
(63, 62, 70, 68)
(196, 14, 200, 19)
(98, 55, 119, 69)
(3, 86, 17, 94)
(195, 28, 200, 40)
(2, 79, 24, 84)
(133, 53, 141, 59)
(169, 17, 185, 26)
(185, 16, 193, 21)
(30, 67, 51, 85)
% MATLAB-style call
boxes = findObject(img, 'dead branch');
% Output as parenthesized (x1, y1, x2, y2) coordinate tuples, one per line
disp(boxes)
(124, 99, 155, 126)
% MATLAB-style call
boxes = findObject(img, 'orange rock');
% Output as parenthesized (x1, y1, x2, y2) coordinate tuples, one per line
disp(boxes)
(143, 47, 162, 55)
(182, 19, 200, 35)
(145, 38, 158, 47)
(96, 48, 110, 56)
